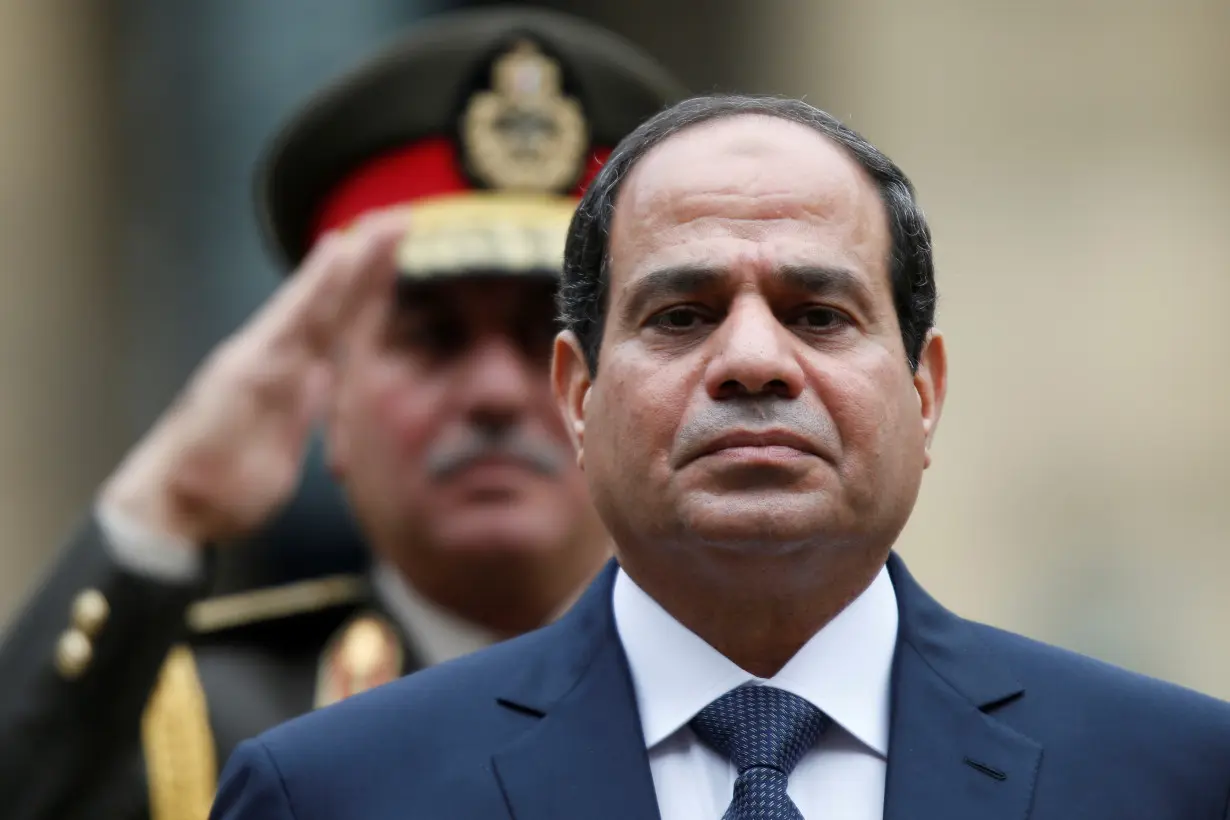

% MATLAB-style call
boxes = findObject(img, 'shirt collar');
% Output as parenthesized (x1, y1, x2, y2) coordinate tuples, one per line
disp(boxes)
(612, 562, 898, 757)
(371, 561, 498, 667)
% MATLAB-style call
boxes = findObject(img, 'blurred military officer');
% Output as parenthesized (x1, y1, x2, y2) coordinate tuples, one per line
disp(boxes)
(0, 8, 685, 820)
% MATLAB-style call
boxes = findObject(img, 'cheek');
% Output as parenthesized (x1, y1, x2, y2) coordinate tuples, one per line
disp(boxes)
(528, 382, 573, 444)
(561, 459, 594, 505)
(820, 354, 923, 474)
(588, 353, 693, 473)
(350, 361, 441, 462)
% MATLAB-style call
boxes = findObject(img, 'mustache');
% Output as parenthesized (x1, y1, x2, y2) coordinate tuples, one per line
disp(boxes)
(424, 426, 569, 480)
(672, 397, 836, 466)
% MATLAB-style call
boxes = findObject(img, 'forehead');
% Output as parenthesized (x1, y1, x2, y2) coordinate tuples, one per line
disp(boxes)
(608, 114, 890, 286)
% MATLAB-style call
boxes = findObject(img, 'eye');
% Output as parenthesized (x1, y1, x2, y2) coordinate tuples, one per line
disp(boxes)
(514, 315, 559, 363)
(389, 314, 466, 357)
(649, 307, 708, 331)
(795, 307, 850, 330)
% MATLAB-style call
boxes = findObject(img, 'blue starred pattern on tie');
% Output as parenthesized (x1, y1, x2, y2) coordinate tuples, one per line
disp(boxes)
(690, 685, 829, 820)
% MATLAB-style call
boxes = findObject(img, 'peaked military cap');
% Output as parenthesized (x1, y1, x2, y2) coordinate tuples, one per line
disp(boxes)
(255, 6, 687, 276)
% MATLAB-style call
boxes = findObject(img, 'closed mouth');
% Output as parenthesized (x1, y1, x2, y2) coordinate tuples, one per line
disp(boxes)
(693, 429, 820, 461)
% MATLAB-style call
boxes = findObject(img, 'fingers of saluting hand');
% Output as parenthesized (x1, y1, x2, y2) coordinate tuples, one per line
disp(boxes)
(251, 209, 409, 356)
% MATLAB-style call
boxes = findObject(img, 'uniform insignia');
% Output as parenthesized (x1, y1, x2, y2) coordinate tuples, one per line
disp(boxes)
(142, 645, 218, 820)
(314, 613, 404, 709)
(462, 39, 588, 193)
(186, 574, 367, 634)
(395, 192, 578, 279)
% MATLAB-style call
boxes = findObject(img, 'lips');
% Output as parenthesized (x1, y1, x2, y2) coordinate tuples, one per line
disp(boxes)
(690, 429, 822, 462)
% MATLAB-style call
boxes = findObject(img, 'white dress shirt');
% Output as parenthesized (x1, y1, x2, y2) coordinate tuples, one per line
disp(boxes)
(612, 565, 898, 820)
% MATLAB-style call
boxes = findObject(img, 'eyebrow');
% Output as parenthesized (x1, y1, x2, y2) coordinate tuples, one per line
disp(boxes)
(618, 263, 875, 324)
(618, 266, 724, 324)
(778, 264, 877, 315)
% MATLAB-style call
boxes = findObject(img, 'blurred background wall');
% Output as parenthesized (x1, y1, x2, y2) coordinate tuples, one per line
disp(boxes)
(0, 3, 122, 626)
(744, 0, 1230, 695)
(1, 0, 1227, 697)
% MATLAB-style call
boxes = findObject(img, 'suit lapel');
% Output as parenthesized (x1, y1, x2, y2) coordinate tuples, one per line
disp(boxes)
(485, 554, 1045, 820)
(490, 562, 660, 820)
(883, 555, 1042, 820)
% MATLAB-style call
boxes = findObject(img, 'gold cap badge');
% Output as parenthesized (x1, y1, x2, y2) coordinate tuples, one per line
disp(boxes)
(462, 40, 588, 193)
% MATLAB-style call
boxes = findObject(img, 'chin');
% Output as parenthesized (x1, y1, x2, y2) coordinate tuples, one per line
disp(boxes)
(677, 490, 848, 552)
(431, 505, 571, 556)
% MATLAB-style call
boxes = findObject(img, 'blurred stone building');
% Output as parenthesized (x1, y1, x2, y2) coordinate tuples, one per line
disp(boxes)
(2, 0, 1227, 697)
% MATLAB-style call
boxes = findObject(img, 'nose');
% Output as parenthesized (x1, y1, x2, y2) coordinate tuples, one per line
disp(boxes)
(453, 334, 537, 432)
(704, 297, 805, 400)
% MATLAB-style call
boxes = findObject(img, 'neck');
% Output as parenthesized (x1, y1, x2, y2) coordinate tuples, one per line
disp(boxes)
(380, 537, 611, 638)
(622, 543, 888, 678)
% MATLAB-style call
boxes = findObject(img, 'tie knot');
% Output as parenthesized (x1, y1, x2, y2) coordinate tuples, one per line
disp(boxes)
(690, 685, 829, 776)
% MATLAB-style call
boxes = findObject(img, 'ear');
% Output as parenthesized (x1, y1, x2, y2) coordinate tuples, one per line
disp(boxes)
(552, 330, 591, 469)
(912, 329, 947, 469)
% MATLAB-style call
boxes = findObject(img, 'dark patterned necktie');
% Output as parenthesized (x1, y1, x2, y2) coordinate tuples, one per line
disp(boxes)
(690, 684, 830, 820)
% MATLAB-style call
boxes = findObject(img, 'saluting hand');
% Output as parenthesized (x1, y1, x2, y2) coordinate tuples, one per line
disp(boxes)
(99, 211, 407, 547)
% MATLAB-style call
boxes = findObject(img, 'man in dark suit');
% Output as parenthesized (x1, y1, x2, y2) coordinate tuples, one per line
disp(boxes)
(211, 93, 1230, 819)
(0, 9, 684, 820)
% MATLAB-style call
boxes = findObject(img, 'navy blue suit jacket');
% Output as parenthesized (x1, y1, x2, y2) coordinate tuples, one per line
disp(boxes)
(211, 556, 1230, 819)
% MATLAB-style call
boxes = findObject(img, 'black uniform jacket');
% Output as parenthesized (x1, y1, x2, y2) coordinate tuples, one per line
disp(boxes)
(0, 517, 418, 820)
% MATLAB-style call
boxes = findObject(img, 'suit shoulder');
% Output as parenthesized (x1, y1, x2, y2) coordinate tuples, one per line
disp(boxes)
(223, 635, 544, 818)
(276, 620, 549, 718)
(254, 621, 558, 756)
(970, 620, 1230, 728)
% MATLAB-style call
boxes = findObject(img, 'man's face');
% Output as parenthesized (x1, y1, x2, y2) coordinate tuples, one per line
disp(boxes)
(329, 274, 602, 564)
(556, 115, 945, 567)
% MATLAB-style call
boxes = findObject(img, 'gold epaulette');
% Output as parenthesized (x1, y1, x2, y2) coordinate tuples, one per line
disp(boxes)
(141, 575, 370, 819)
(142, 645, 216, 820)
(186, 574, 368, 634)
